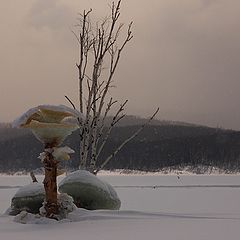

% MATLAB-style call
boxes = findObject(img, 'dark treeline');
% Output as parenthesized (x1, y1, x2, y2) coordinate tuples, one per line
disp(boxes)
(1, 122, 240, 173)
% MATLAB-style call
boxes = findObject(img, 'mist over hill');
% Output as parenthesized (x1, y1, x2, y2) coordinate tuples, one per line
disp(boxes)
(0, 117, 240, 173)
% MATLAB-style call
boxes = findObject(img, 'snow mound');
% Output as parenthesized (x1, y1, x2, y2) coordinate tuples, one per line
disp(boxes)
(40, 193, 77, 220)
(14, 211, 58, 224)
(13, 207, 233, 225)
(12, 208, 164, 224)
(59, 170, 121, 210)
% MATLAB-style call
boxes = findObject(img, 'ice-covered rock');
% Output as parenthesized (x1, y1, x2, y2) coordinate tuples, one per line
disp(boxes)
(9, 182, 45, 216)
(58, 170, 121, 210)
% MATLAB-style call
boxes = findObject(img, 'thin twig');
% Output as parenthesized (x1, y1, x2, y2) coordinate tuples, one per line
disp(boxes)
(65, 95, 76, 110)
(95, 107, 160, 174)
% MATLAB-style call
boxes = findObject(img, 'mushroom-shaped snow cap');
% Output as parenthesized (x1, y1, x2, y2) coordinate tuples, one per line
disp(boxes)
(12, 105, 82, 146)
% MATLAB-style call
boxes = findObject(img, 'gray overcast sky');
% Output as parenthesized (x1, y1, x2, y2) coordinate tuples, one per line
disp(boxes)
(1, 0, 240, 129)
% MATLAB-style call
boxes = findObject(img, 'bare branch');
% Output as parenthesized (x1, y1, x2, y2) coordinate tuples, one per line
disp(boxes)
(64, 95, 83, 131)
(71, 30, 81, 44)
(65, 95, 76, 110)
(97, 21, 133, 118)
(96, 99, 128, 160)
(96, 98, 115, 141)
(95, 107, 160, 174)
(72, 0, 135, 172)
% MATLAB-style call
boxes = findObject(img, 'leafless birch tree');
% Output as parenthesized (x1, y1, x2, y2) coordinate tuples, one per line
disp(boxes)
(66, 0, 159, 174)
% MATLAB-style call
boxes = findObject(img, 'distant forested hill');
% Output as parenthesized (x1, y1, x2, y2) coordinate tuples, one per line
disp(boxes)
(0, 118, 240, 173)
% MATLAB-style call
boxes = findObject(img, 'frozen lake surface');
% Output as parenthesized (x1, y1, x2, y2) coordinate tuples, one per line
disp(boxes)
(0, 174, 240, 240)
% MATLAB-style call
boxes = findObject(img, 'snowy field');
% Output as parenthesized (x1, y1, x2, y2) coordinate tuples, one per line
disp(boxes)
(1, 174, 240, 240)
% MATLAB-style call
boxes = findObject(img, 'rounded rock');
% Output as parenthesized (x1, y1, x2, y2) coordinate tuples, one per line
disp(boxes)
(59, 170, 121, 210)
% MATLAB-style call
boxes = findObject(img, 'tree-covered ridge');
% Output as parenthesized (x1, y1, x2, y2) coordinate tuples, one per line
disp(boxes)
(0, 121, 240, 173)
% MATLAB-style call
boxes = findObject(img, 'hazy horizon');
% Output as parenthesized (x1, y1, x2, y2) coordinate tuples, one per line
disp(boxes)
(1, 0, 240, 130)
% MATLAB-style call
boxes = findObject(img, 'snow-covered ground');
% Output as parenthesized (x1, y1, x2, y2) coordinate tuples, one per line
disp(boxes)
(1, 174, 240, 240)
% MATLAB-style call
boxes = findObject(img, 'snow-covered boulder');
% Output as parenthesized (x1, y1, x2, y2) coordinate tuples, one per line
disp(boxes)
(9, 183, 45, 216)
(58, 170, 121, 210)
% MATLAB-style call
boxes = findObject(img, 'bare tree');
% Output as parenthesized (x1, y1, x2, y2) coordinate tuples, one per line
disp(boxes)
(66, 0, 159, 174)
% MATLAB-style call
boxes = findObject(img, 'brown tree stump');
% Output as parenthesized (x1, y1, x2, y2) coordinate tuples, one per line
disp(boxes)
(42, 147, 59, 218)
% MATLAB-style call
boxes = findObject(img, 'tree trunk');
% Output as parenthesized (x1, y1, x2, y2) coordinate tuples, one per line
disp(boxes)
(42, 147, 58, 218)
